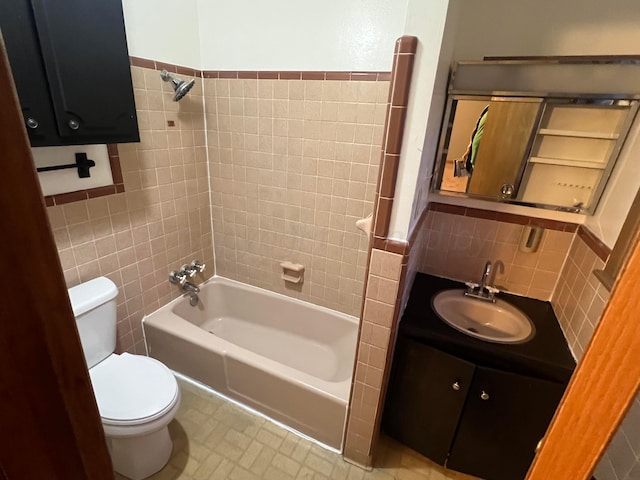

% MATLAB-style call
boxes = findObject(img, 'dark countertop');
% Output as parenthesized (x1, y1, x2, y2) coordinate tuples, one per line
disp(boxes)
(400, 273, 576, 384)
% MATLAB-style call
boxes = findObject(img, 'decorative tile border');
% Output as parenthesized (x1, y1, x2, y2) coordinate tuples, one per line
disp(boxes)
(129, 56, 200, 77)
(577, 225, 612, 262)
(372, 36, 418, 241)
(130, 55, 391, 82)
(202, 70, 390, 81)
(370, 203, 431, 257)
(428, 202, 579, 232)
(343, 35, 418, 467)
(371, 237, 408, 255)
(370, 198, 582, 257)
(43, 144, 124, 206)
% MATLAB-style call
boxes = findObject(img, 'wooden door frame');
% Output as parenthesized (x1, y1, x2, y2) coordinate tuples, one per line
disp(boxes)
(0, 40, 113, 478)
(528, 234, 640, 479)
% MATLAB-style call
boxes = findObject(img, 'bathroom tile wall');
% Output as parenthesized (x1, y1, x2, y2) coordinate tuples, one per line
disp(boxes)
(204, 76, 390, 316)
(417, 206, 576, 300)
(46, 64, 214, 354)
(551, 233, 610, 361)
(343, 248, 404, 466)
(343, 40, 419, 466)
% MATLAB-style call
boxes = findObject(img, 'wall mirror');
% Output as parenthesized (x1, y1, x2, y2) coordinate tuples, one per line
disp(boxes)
(432, 61, 640, 214)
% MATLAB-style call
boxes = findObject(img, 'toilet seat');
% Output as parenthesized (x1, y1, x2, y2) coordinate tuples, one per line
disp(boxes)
(90, 353, 179, 429)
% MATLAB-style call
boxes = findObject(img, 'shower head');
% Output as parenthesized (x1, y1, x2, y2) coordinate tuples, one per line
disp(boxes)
(160, 70, 196, 101)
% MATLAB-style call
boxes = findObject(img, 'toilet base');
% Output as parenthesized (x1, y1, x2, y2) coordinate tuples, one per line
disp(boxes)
(108, 426, 173, 480)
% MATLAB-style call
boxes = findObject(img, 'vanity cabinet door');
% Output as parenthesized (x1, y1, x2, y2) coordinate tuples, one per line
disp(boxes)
(447, 366, 566, 480)
(383, 337, 476, 464)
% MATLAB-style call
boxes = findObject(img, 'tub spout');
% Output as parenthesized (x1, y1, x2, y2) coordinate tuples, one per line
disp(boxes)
(182, 281, 200, 306)
(183, 281, 200, 294)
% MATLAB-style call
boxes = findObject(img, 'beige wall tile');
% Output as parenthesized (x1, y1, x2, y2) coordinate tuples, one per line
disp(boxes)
(47, 64, 214, 354)
(551, 234, 610, 362)
(344, 247, 402, 464)
(416, 210, 573, 301)
(206, 78, 389, 316)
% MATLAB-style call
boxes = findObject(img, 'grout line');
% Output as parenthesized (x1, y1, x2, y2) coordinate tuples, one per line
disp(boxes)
(201, 76, 218, 277)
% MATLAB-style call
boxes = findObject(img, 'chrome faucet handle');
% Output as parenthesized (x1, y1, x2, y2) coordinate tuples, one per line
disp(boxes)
(169, 270, 187, 285)
(181, 264, 197, 278)
(190, 260, 206, 273)
(465, 281, 480, 291)
(484, 286, 500, 303)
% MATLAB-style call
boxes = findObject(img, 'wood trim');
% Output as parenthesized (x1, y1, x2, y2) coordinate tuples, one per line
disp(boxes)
(527, 233, 640, 480)
(0, 39, 113, 478)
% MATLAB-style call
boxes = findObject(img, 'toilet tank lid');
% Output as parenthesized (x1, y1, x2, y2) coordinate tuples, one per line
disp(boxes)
(68, 277, 118, 317)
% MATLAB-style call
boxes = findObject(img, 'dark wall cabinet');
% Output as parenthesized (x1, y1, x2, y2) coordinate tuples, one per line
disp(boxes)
(384, 337, 566, 480)
(0, 0, 139, 146)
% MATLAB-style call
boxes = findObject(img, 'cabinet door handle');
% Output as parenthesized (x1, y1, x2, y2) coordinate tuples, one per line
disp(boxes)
(26, 117, 39, 129)
(480, 390, 490, 401)
(68, 119, 80, 130)
(452, 381, 461, 391)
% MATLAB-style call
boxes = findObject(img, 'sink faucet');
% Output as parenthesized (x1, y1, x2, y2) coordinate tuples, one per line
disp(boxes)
(465, 260, 499, 303)
(479, 261, 492, 291)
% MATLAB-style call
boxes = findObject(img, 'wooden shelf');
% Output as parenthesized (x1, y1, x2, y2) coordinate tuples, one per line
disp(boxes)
(529, 156, 606, 170)
(538, 128, 619, 140)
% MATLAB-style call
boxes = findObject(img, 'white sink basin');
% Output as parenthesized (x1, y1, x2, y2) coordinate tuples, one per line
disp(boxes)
(432, 289, 535, 344)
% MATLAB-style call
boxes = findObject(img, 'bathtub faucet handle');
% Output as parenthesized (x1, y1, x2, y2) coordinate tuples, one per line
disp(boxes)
(190, 260, 206, 273)
(169, 270, 187, 286)
(181, 264, 198, 278)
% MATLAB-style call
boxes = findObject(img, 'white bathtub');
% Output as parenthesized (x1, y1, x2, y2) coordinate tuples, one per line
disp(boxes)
(142, 276, 359, 449)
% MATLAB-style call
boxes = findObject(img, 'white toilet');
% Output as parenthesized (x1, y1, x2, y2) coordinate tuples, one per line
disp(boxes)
(69, 277, 181, 480)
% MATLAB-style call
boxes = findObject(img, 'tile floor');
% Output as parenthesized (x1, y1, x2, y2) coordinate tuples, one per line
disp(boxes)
(115, 379, 481, 480)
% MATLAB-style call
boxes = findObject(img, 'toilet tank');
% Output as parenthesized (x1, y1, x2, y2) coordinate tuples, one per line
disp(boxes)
(68, 277, 119, 368)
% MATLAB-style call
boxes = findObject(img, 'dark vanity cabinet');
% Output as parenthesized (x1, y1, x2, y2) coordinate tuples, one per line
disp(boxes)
(384, 337, 475, 465)
(447, 363, 565, 480)
(383, 274, 575, 480)
(384, 337, 566, 480)
(0, 0, 139, 146)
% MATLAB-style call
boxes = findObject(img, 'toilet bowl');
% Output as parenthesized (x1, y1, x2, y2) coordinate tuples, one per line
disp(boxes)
(69, 277, 181, 480)
(90, 352, 181, 479)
